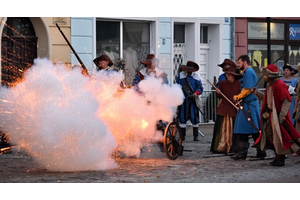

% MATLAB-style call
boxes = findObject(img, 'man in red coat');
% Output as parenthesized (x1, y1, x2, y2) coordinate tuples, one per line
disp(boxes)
(253, 64, 300, 166)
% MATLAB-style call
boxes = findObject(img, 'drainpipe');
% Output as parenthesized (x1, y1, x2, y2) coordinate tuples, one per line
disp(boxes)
(230, 17, 235, 61)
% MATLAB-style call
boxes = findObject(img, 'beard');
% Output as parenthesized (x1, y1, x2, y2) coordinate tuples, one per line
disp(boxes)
(240, 64, 245, 71)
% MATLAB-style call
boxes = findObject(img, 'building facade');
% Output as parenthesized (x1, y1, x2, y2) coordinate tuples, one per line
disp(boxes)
(70, 17, 234, 90)
(235, 17, 300, 87)
(0, 17, 233, 123)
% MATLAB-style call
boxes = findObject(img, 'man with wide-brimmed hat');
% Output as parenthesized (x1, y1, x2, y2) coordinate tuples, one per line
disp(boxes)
(132, 54, 168, 86)
(253, 64, 300, 166)
(93, 54, 114, 72)
(211, 60, 242, 154)
(176, 61, 203, 141)
(280, 63, 298, 125)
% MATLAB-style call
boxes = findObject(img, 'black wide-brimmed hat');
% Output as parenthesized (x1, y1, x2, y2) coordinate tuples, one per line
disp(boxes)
(93, 54, 113, 66)
(181, 61, 199, 72)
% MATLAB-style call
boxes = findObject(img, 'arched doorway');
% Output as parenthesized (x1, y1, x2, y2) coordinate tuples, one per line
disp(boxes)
(1, 17, 37, 87)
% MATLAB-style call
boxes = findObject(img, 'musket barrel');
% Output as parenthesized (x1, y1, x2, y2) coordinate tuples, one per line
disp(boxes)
(206, 78, 239, 110)
(56, 23, 88, 75)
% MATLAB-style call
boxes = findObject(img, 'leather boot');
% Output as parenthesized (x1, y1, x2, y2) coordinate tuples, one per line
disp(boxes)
(230, 141, 249, 160)
(193, 127, 199, 141)
(180, 127, 186, 141)
(270, 154, 285, 166)
(256, 148, 266, 158)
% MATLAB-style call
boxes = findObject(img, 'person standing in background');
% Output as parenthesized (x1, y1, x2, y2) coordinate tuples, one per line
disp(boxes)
(280, 64, 298, 125)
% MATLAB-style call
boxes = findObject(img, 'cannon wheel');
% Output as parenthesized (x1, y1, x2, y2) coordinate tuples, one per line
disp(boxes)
(163, 121, 182, 160)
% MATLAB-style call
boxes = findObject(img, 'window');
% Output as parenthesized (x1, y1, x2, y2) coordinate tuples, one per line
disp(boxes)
(289, 45, 300, 67)
(96, 20, 150, 64)
(200, 26, 208, 43)
(96, 21, 120, 59)
(174, 24, 185, 43)
(248, 44, 285, 87)
(2, 17, 36, 37)
(248, 22, 284, 40)
(96, 19, 150, 86)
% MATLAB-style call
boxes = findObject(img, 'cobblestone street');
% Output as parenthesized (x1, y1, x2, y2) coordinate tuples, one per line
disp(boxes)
(1, 124, 300, 184)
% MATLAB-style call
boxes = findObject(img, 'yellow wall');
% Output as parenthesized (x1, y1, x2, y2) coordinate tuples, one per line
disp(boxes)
(44, 17, 71, 66)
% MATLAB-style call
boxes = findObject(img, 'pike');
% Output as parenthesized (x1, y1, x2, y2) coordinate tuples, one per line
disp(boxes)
(55, 23, 89, 76)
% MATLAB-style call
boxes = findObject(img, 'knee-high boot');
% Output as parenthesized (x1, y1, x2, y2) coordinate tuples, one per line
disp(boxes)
(193, 127, 199, 141)
(180, 127, 186, 141)
(230, 141, 249, 160)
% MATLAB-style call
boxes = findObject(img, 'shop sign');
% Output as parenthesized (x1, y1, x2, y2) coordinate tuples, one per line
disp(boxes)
(248, 22, 284, 40)
(289, 24, 300, 40)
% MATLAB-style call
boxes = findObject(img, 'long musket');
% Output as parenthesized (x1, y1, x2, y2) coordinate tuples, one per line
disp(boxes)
(55, 23, 89, 76)
(206, 78, 239, 110)
(205, 77, 261, 133)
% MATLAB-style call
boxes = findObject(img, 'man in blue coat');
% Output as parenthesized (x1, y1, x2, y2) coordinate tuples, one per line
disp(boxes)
(230, 55, 266, 160)
(176, 61, 203, 141)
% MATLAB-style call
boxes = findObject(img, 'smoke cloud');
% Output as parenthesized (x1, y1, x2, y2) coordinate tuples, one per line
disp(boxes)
(0, 58, 184, 172)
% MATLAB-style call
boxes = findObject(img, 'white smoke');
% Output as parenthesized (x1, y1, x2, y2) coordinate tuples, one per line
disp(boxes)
(0, 58, 184, 171)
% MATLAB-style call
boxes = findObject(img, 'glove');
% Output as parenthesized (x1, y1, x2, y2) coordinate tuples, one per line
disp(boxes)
(233, 88, 251, 101)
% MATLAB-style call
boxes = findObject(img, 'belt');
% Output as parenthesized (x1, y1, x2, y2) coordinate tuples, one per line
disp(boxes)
(290, 94, 297, 97)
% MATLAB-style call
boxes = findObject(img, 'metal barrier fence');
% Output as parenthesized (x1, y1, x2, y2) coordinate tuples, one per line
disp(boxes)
(198, 89, 266, 124)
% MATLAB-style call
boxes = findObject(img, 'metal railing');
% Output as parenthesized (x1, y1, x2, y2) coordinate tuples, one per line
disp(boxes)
(198, 88, 266, 124)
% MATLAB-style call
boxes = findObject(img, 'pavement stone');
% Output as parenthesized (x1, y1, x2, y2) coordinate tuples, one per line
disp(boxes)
(1, 124, 300, 183)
